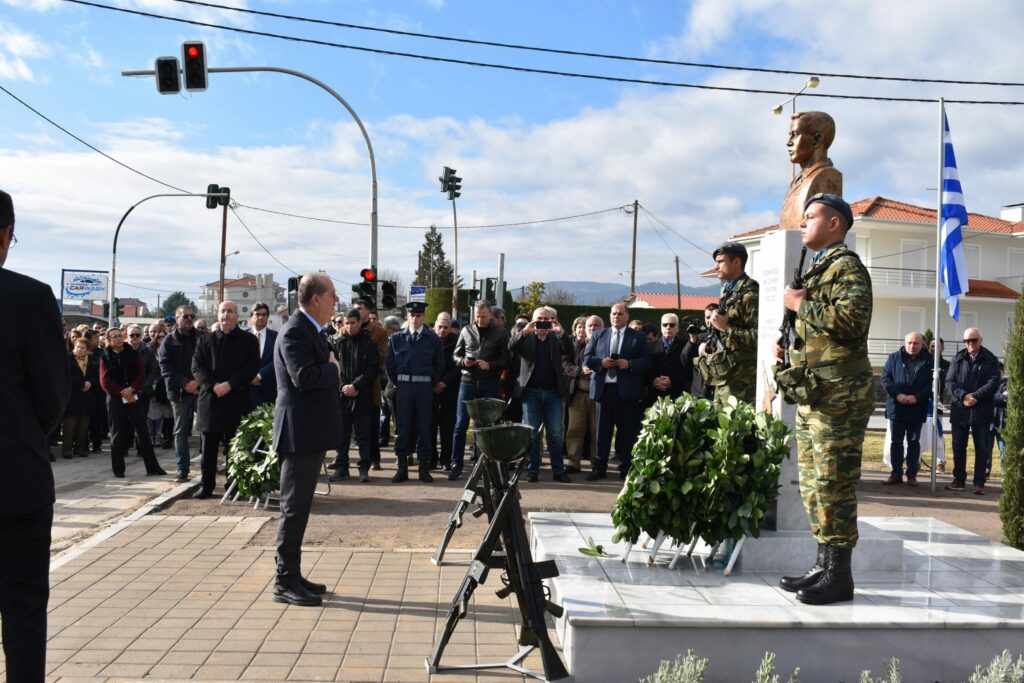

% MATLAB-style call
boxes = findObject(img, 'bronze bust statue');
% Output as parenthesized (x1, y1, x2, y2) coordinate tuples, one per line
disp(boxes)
(779, 111, 842, 228)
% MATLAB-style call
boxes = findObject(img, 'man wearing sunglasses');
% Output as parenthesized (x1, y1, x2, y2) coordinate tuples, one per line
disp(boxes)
(647, 313, 690, 406)
(944, 328, 999, 495)
(158, 305, 206, 482)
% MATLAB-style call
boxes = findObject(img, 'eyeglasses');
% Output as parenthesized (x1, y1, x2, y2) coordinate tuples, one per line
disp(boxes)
(129, 333, 141, 338)
(179, 314, 195, 320)
(8, 234, 16, 248)
(964, 338, 981, 344)
(662, 322, 677, 327)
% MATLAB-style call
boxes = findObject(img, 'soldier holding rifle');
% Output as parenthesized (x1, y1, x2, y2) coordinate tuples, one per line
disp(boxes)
(773, 193, 873, 606)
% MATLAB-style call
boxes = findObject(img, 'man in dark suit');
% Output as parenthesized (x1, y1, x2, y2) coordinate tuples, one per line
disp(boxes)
(583, 302, 651, 480)
(0, 189, 71, 681)
(248, 302, 278, 407)
(647, 313, 691, 406)
(273, 273, 341, 606)
(192, 301, 260, 498)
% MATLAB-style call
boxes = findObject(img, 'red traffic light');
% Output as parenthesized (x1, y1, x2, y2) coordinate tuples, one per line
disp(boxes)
(360, 268, 376, 282)
(186, 45, 200, 59)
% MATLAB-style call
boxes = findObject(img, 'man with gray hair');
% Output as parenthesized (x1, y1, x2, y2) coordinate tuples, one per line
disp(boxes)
(510, 306, 573, 483)
(880, 332, 932, 486)
(945, 327, 999, 494)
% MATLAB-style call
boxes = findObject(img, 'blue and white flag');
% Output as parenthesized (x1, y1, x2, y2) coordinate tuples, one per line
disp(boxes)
(940, 106, 969, 320)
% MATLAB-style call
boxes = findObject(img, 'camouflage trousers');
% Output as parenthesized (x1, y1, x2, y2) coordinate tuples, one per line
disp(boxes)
(713, 378, 755, 405)
(795, 376, 874, 548)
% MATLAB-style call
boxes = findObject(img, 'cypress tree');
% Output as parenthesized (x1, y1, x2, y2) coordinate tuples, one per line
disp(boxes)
(1000, 293, 1024, 549)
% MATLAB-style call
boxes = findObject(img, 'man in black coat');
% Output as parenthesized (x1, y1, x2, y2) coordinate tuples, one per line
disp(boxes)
(191, 301, 260, 499)
(647, 313, 691, 406)
(944, 327, 1000, 495)
(880, 332, 932, 486)
(272, 274, 341, 606)
(431, 314, 461, 471)
(328, 308, 379, 482)
(0, 189, 71, 682)
(510, 306, 574, 483)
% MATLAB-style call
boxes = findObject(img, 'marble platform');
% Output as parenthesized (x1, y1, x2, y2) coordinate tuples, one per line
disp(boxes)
(530, 512, 1024, 683)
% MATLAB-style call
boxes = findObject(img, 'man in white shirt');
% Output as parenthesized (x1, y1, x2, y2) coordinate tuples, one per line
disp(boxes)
(249, 303, 278, 407)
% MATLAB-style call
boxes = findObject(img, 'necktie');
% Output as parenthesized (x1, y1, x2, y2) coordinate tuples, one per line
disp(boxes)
(413, 331, 419, 343)
(609, 330, 620, 380)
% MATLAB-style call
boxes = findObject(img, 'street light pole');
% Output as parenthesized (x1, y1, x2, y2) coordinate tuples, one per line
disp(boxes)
(110, 192, 227, 328)
(771, 76, 821, 178)
(123, 64, 379, 274)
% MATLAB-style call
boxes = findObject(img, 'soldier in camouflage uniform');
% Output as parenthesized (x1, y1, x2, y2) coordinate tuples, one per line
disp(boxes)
(696, 242, 759, 403)
(774, 193, 873, 606)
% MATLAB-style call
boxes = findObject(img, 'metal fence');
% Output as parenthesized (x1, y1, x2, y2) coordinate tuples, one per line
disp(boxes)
(867, 266, 935, 289)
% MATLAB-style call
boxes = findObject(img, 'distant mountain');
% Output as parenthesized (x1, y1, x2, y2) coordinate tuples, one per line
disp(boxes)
(510, 280, 718, 306)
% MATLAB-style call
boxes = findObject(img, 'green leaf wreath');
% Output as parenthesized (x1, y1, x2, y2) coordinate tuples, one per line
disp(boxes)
(611, 394, 792, 548)
(227, 403, 279, 499)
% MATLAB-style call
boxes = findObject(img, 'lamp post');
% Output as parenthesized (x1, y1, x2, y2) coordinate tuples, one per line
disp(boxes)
(771, 76, 821, 178)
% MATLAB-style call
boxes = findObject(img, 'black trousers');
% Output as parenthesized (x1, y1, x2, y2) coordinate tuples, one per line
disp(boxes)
(594, 388, 644, 474)
(107, 396, 162, 476)
(0, 505, 52, 683)
(432, 392, 458, 467)
(275, 452, 323, 583)
(334, 409, 373, 472)
(952, 422, 993, 487)
(199, 429, 233, 494)
(89, 390, 107, 447)
(368, 405, 382, 465)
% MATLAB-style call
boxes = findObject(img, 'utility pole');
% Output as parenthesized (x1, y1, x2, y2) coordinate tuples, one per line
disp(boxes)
(497, 253, 505, 309)
(675, 255, 682, 309)
(439, 166, 463, 317)
(218, 201, 228, 303)
(630, 199, 639, 293)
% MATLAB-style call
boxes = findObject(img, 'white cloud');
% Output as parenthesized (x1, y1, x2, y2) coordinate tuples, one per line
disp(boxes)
(0, 21, 50, 81)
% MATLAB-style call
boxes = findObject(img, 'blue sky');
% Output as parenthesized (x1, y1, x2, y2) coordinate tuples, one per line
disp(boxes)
(2, 0, 1023, 306)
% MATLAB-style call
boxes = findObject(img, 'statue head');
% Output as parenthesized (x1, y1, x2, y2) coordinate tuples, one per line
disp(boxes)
(787, 111, 835, 168)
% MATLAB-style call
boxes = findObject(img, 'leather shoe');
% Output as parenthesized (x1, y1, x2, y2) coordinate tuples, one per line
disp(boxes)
(359, 471, 371, 483)
(448, 470, 462, 481)
(193, 489, 213, 500)
(883, 474, 902, 486)
(329, 469, 350, 482)
(564, 466, 581, 474)
(526, 472, 539, 483)
(392, 469, 409, 483)
(299, 576, 327, 595)
(147, 468, 168, 476)
(585, 471, 607, 481)
(553, 473, 572, 483)
(327, 462, 339, 470)
(272, 583, 322, 607)
(419, 470, 434, 483)
(973, 484, 986, 495)
(372, 462, 383, 471)
(906, 474, 918, 487)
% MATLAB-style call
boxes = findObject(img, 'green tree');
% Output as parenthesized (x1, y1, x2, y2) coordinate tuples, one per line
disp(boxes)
(414, 225, 457, 288)
(517, 281, 546, 315)
(1001, 294, 1024, 549)
(159, 291, 196, 318)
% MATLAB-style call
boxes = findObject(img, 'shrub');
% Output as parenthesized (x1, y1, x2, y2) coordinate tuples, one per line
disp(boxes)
(1001, 290, 1024, 549)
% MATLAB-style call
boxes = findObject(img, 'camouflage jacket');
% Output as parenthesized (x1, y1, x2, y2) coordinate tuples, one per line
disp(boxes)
(791, 243, 872, 375)
(698, 273, 758, 386)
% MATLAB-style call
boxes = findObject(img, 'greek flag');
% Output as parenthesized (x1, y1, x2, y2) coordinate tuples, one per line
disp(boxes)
(940, 107, 969, 320)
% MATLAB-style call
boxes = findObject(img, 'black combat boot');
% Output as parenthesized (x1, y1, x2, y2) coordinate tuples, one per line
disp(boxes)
(418, 460, 434, 483)
(779, 543, 827, 593)
(392, 456, 409, 483)
(796, 545, 854, 605)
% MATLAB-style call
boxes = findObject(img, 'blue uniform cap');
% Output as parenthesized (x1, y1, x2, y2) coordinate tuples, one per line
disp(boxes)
(405, 301, 427, 314)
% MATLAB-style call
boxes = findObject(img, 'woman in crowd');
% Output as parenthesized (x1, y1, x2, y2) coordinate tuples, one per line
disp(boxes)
(62, 337, 98, 459)
(147, 329, 174, 449)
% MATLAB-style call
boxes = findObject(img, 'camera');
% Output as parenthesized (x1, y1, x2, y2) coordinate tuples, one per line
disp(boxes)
(535, 320, 553, 330)
(515, 321, 528, 330)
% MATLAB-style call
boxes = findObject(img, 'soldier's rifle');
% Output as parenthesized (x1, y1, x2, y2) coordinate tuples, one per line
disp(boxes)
(777, 246, 808, 365)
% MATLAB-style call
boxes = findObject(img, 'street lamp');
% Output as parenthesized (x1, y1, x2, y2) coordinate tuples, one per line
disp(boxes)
(771, 76, 820, 115)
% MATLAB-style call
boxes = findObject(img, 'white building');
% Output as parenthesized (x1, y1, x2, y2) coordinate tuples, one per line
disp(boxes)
(727, 197, 1023, 364)
(198, 273, 285, 325)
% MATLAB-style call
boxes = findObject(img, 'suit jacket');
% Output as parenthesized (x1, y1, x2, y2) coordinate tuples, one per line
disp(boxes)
(193, 326, 260, 434)
(562, 336, 591, 396)
(0, 269, 71, 519)
(583, 326, 652, 402)
(65, 354, 100, 416)
(648, 336, 690, 402)
(250, 327, 278, 407)
(509, 330, 573, 397)
(273, 311, 341, 454)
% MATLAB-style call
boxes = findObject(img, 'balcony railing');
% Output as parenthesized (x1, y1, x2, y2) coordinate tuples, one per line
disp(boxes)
(867, 266, 935, 289)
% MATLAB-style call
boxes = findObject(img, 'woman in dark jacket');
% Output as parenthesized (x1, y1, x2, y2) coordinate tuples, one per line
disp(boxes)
(62, 337, 99, 458)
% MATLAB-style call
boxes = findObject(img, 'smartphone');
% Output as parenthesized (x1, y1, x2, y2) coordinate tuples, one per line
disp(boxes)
(609, 353, 620, 361)
(535, 321, 553, 330)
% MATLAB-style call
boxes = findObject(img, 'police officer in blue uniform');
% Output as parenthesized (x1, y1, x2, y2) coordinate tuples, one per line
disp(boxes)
(386, 302, 444, 483)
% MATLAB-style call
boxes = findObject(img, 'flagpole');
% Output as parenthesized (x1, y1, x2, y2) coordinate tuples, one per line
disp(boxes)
(932, 97, 944, 493)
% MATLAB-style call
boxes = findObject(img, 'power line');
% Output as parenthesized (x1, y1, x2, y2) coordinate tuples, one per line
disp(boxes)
(638, 205, 713, 255)
(61, 0, 1024, 106)
(641, 212, 706, 280)
(168, 0, 1024, 88)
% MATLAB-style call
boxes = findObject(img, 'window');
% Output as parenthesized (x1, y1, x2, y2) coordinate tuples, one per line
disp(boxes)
(900, 238, 928, 271)
(1008, 249, 1024, 279)
(964, 245, 980, 279)
(898, 306, 926, 339)
(957, 311, 978, 340)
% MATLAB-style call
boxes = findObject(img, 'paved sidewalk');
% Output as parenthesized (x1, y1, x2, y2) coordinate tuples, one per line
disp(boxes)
(51, 443, 197, 553)
(11, 514, 555, 682)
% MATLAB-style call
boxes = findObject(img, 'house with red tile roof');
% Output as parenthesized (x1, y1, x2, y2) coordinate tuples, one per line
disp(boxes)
(623, 292, 719, 311)
(197, 272, 285, 324)
(723, 197, 1024, 363)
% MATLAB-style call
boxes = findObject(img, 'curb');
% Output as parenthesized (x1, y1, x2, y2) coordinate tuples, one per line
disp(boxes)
(51, 478, 201, 571)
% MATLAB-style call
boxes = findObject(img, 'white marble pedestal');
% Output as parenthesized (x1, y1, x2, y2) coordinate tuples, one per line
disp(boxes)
(531, 512, 1024, 683)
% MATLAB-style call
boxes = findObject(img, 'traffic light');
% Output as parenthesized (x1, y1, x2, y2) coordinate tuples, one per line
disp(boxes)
(287, 276, 299, 314)
(206, 184, 220, 209)
(182, 41, 208, 92)
(447, 173, 462, 200)
(380, 281, 397, 309)
(358, 268, 377, 303)
(439, 166, 453, 193)
(113, 298, 125, 319)
(155, 56, 180, 95)
(481, 277, 497, 304)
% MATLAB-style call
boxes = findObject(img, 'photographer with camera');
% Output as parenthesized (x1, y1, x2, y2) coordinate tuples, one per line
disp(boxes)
(696, 242, 759, 404)
(685, 304, 717, 399)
